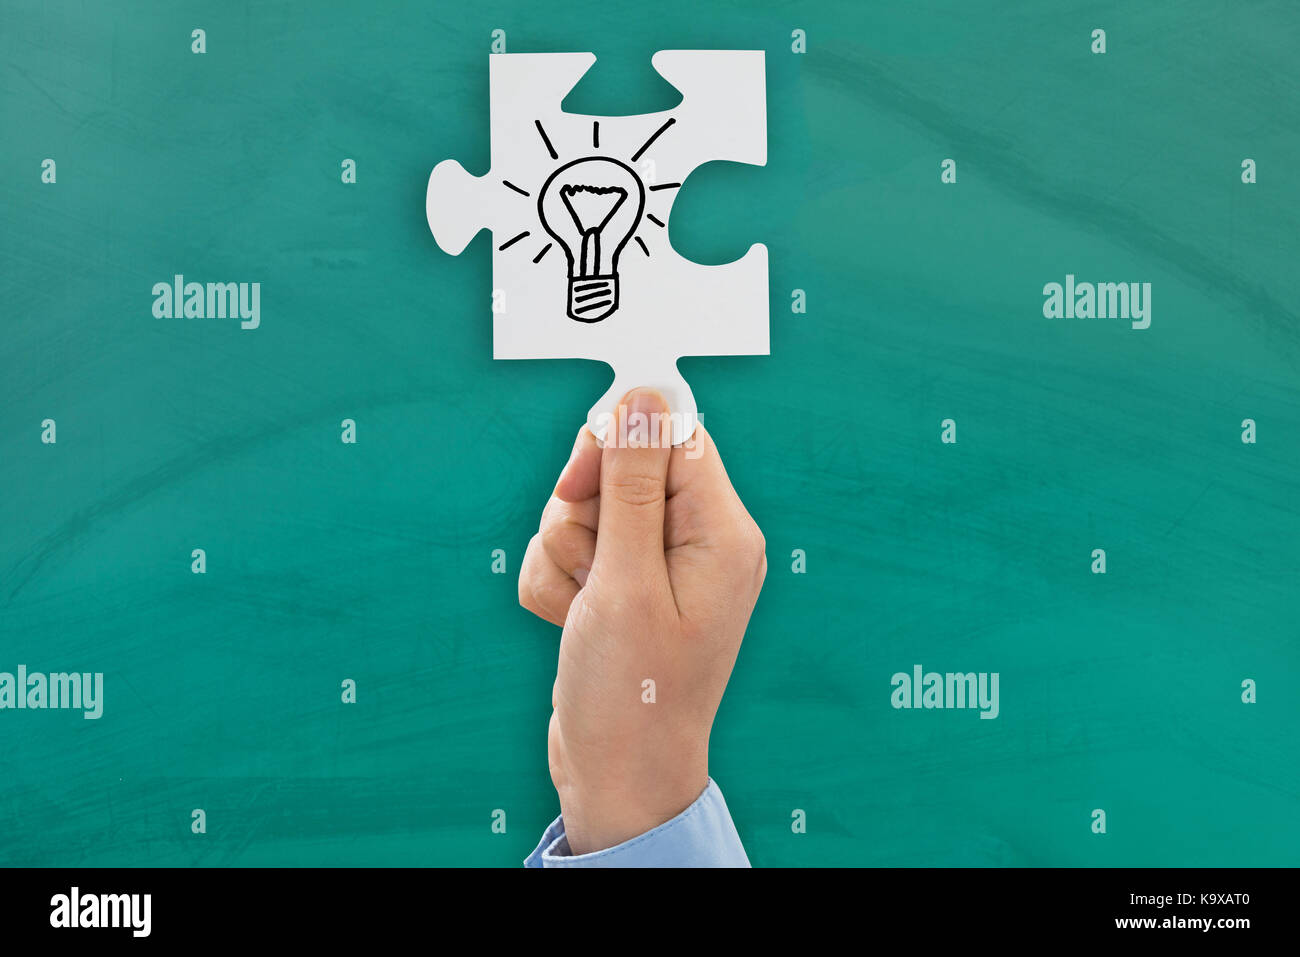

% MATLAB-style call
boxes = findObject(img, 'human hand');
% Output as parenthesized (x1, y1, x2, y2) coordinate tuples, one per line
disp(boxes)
(519, 388, 767, 855)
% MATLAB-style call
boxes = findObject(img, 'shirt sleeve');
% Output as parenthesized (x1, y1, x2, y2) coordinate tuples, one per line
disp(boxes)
(523, 777, 751, 868)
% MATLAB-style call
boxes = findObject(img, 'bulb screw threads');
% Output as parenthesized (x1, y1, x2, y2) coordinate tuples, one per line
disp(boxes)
(567, 275, 619, 323)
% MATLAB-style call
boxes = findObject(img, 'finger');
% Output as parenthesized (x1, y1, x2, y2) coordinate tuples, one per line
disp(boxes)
(593, 388, 672, 581)
(554, 424, 602, 504)
(663, 421, 752, 553)
(518, 533, 581, 627)
(540, 492, 599, 535)
(541, 508, 597, 586)
(666, 421, 732, 500)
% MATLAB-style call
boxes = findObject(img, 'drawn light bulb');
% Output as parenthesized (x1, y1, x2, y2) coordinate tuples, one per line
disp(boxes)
(537, 157, 646, 323)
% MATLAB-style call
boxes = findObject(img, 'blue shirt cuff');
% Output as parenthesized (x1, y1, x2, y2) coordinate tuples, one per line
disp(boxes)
(523, 778, 750, 868)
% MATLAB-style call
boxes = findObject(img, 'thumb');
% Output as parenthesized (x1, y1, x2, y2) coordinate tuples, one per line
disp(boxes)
(593, 388, 672, 581)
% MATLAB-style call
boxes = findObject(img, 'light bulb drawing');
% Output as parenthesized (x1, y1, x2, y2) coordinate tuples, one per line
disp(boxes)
(493, 117, 679, 324)
(538, 158, 644, 322)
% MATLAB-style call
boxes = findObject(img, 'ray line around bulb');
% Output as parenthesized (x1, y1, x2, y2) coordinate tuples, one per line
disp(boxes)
(635, 236, 650, 256)
(502, 180, 530, 197)
(647, 214, 665, 227)
(498, 230, 530, 251)
(534, 119, 558, 160)
(649, 182, 681, 191)
(593, 121, 599, 148)
(630, 118, 676, 162)
(532, 243, 552, 263)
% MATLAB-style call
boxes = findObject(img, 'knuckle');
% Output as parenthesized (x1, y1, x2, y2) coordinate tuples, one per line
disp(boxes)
(539, 495, 561, 529)
(517, 535, 543, 607)
(723, 515, 765, 562)
(543, 521, 594, 571)
(728, 516, 767, 583)
(540, 495, 576, 533)
(518, 576, 539, 615)
(541, 515, 575, 550)
(526, 576, 575, 628)
(605, 471, 664, 508)
(520, 531, 542, 567)
(539, 519, 564, 554)
(542, 497, 598, 537)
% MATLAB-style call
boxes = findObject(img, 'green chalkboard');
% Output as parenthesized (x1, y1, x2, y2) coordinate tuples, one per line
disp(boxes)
(1, 0, 1297, 867)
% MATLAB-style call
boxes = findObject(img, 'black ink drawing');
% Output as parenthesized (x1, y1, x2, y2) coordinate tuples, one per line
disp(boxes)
(490, 117, 682, 323)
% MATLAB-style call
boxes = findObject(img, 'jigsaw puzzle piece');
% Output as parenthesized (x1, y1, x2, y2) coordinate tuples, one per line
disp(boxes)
(582, 235, 769, 447)
(426, 160, 502, 255)
(589, 358, 697, 448)
(427, 50, 768, 449)
(649, 50, 766, 168)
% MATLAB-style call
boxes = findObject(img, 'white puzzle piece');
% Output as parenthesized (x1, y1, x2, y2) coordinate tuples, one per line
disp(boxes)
(426, 51, 769, 444)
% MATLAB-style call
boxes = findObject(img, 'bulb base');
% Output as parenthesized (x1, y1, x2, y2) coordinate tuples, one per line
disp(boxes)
(567, 275, 618, 323)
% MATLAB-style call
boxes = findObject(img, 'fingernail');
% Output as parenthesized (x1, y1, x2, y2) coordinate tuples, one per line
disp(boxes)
(624, 388, 667, 417)
(621, 388, 667, 448)
(573, 567, 589, 588)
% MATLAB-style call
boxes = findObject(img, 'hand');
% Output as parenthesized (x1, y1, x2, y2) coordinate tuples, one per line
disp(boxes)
(519, 388, 767, 854)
